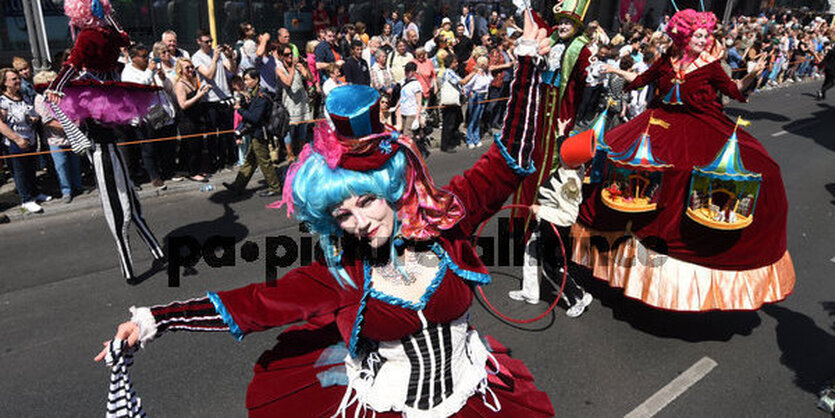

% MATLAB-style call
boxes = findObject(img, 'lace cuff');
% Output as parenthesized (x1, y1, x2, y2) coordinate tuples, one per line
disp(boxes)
(129, 306, 158, 348)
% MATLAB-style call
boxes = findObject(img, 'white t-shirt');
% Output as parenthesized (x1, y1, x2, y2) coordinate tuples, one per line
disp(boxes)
(191, 49, 232, 102)
(322, 78, 345, 97)
(121, 63, 154, 85)
(121, 64, 156, 126)
(399, 79, 423, 117)
(463, 72, 492, 95)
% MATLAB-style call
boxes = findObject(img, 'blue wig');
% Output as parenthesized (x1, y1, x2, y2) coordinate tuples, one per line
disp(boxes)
(290, 149, 409, 287)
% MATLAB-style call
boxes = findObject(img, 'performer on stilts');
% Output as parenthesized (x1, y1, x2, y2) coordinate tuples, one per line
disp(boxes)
(94, 13, 559, 417)
(506, 0, 595, 313)
(574, 8, 795, 311)
(43, 0, 164, 282)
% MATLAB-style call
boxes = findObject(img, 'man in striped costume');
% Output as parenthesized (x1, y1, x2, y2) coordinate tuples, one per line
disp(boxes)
(513, 0, 594, 232)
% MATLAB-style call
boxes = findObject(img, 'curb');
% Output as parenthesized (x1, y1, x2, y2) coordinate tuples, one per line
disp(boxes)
(2, 170, 242, 223)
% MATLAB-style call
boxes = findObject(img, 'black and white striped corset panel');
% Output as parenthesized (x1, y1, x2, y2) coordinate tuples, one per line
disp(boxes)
(341, 312, 495, 417)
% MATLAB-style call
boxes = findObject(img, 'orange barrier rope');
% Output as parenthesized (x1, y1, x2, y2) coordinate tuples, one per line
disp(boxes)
(0, 96, 513, 161)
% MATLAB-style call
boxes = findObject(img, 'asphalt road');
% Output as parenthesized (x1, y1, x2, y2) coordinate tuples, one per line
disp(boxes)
(1, 80, 833, 417)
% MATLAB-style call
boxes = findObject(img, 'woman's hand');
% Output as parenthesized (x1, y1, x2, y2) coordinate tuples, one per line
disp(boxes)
(46, 91, 63, 105)
(556, 118, 571, 136)
(529, 204, 541, 217)
(12, 134, 30, 150)
(94, 321, 140, 362)
(600, 64, 617, 75)
(520, 8, 550, 56)
(198, 84, 211, 97)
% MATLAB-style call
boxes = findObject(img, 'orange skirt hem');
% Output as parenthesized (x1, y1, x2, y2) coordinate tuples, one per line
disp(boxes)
(570, 223, 796, 312)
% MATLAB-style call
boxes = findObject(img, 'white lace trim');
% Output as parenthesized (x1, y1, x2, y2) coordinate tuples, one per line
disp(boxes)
(128, 306, 157, 348)
(334, 316, 501, 418)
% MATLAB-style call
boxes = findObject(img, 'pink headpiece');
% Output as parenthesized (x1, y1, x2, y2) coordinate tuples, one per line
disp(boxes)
(666, 9, 717, 49)
(269, 122, 465, 241)
(64, 0, 112, 28)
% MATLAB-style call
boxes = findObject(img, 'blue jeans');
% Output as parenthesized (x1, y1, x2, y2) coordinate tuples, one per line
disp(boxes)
(466, 92, 486, 145)
(8, 149, 38, 203)
(769, 57, 783, 81)
(50, 145, 83, 197)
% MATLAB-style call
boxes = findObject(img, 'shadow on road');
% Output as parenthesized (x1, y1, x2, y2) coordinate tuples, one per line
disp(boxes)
(572, 266, 762, 342)
(825, 183, 835, 206)
(762, 304, 835, 395)
(473, 271, 558, 332)
(724, 108, 791, 122)
(162, 189, 251, 281)
(780, 103, 835, 152)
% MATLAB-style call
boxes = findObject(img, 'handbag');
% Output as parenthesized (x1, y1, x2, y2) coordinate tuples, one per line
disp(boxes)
(145, 102, 173, 130)
(440, 73, 461, 106)
(144, 81, 175, 130)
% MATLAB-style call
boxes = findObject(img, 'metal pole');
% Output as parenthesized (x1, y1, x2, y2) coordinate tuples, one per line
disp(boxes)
(723, 0, 736, 27)
(20, 0, 44, 69)
(207, 0, 218, 47)
(31, 0, 52, 70)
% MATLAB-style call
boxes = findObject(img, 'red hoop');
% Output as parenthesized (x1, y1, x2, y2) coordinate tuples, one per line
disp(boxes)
(473, 204, 568, 324)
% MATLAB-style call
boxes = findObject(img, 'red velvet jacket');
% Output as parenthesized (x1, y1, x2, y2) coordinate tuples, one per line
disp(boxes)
(215, 50, 546, 350)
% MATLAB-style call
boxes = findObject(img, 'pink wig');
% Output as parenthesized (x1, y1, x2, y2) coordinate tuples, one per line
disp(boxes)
(64, 0, 112, 28)
(665, 9, 717, 49)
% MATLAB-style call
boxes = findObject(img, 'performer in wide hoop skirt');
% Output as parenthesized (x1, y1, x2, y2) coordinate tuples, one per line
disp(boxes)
(574, 9, 795, 312)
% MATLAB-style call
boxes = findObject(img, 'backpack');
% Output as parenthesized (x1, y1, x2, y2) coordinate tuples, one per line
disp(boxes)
(263, 94, 291, 142)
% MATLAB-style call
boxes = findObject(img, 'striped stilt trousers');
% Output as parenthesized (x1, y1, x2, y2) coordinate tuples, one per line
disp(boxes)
(92, 142, 164, 279)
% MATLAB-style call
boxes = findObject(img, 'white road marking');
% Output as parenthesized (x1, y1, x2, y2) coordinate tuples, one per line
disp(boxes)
(624, 356, 718, 418)
(830, 256, 835, 264)
(771, 130, 788, 137)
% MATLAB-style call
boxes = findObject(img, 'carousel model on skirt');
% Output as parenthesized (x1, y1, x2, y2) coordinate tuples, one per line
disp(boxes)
(40, 0, 164, 282)
(574, 8, 795, 312)
(95, 13, 557, 417)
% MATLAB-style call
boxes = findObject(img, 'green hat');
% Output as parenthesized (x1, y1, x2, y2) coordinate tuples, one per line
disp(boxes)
(553, 0, 591, 29)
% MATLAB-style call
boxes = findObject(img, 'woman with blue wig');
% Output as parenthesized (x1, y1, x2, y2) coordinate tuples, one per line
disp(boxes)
(95, 12, 558, 417)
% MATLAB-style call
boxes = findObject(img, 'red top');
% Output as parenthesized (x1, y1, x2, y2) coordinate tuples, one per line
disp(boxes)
(627, 55, 746, 115)
(66, 26, 130, 73)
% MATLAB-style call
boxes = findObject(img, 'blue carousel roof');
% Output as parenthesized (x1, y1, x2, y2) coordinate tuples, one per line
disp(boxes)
(693, 130, 762, 181)
(609, 131, 673, 171)
(591, 106, 610, 152)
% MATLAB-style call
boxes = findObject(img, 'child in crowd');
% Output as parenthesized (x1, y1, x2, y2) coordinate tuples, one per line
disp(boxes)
(463, 56, 492, 148)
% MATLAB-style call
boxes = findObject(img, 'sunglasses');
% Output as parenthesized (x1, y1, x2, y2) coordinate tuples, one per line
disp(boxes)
(183, 66, 195, 70)
(199, 38, 213, 43)
(283, 52, 293, 57)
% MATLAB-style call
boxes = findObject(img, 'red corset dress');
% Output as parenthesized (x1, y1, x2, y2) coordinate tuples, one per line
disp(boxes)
(575, 54, 795, 311)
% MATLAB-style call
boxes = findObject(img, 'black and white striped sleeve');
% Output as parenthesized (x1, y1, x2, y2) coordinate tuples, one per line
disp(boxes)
(130, 295, 232, 347)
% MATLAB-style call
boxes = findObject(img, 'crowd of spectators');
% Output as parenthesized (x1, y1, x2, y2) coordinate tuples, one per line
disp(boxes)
(1, 4, 833, 216)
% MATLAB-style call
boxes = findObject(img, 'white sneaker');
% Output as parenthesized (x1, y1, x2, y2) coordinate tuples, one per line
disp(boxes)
(476, 141, 483, 148)
(21, 201, 44, 213)
(565, 292, 593, 318)
(467, 143, 476, 149)
(34, 193, 52, 203)
(508, 290, 540, 305)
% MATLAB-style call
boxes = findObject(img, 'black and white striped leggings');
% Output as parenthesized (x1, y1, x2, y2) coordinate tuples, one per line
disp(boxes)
(92, 141, 163, 279)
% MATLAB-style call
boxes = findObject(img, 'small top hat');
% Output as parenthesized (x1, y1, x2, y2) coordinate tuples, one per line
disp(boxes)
(325, 85, 385, 138)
